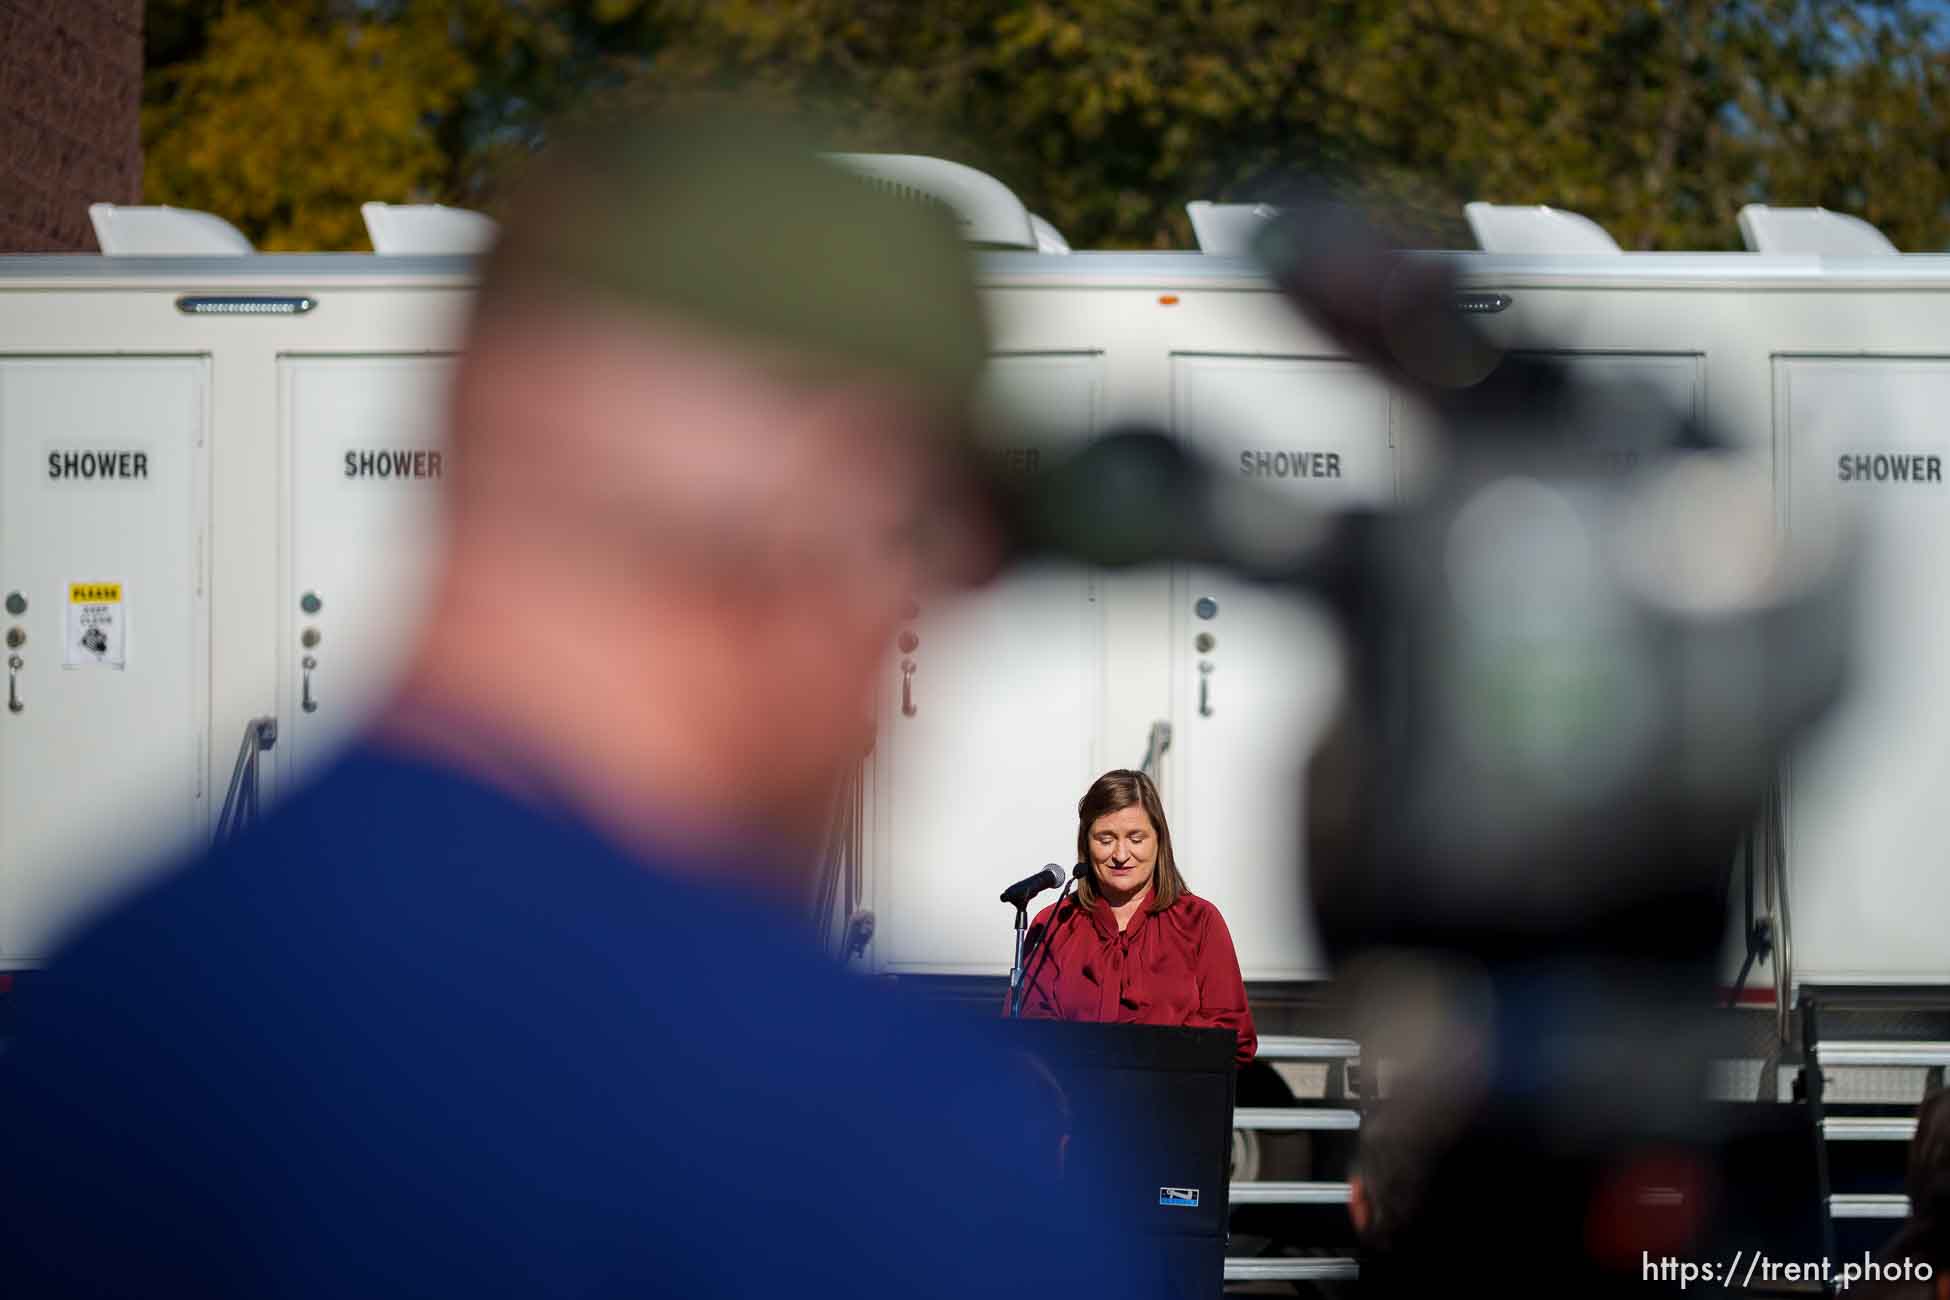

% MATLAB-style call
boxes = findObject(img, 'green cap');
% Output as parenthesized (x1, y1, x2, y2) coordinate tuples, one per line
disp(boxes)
(478, 109, 990, 407)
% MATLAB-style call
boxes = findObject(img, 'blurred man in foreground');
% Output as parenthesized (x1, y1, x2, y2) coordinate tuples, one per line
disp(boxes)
(0, 112, 1102, 1298)
(1343, 1098, 1446, 1293)
(1856, 1087, 1950, 1299)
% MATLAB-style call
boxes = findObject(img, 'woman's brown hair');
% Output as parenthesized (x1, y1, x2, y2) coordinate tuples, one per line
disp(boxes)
(1074, 769, 1185, 911)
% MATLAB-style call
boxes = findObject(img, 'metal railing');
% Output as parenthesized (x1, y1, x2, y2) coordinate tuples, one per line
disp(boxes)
(1224, 1257, 1358, 1282)
(214, 717, 276, 845)
(1802, 989, 1950, 1263)
(1829, 1194, 1910, 1219)
(1229, 1181, 1352, 1206)
(1729, 778, 1794, 1043)
(1814, 1040, 1950, 1068)
(1227, 1036, 1363, 1282)
(1763, 780, 1793, 1041)
(1821, 1117, 1918, 1141)
(1233, 1106, 1360, 1132)
(810, 762, 869, 962)
(1138, 720, 1171, 780)
(1256, 1036, 1361, 1061)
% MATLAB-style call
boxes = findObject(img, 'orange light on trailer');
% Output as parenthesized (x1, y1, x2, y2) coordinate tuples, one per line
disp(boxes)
(1158, 295, 1180, 306)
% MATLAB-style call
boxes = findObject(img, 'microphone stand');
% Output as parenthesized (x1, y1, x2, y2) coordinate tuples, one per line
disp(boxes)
(1008, 876, 1078, 1018)
(1007, 901, 1032, 1018)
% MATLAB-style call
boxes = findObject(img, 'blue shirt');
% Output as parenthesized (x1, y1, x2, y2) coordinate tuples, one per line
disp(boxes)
(0, 744, 1121, 1298)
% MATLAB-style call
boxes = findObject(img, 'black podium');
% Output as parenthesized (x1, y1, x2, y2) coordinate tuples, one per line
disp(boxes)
(999, 1021, 1236, 1300)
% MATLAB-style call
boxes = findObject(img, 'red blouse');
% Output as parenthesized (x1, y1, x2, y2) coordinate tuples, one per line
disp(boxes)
(1018, 890, 1257, 1068)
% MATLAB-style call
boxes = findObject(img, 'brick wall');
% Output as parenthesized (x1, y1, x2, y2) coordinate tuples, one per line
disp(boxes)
(0, 1, 143, 252)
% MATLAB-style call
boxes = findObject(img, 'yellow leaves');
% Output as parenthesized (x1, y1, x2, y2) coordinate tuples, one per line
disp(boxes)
(992, 7, 1047, 62)
(1174, 53, 1239, 121)
(145, 5, 477, 249)
(1073, 83, 1104, 137)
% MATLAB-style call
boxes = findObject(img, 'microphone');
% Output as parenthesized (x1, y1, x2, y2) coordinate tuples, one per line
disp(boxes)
(1000, 863, 1068, 907)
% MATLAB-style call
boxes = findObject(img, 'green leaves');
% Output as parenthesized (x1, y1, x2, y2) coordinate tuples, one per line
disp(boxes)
(142, 0, 1950, 253)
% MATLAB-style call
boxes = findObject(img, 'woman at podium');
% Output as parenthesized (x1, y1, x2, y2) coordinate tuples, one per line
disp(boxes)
(1019, 770, 1257, 1068)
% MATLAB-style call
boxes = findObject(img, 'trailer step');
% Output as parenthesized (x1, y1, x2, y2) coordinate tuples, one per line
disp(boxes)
(1814, 1041, 1950, 1068)
(1233, 1107, 1360, 1132)
(1229, 1181, 1352, 1205)
(1223, 1257, 1360, 1282)
(1821, 1117, 1918, 1141)
(1828, 1194, 1910, 1219)
(1255, 1036, 1361, 1061)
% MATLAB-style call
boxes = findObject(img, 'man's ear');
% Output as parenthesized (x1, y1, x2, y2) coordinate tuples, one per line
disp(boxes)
(1348, 1173, 1370, 1236)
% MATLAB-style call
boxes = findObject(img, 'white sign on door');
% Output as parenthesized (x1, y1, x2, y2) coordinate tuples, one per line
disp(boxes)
(64, 581, 126, 669)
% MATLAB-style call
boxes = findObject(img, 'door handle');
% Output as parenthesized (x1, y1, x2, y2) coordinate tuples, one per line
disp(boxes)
(1198, 661, 1213, 718)
(302, 655, 318, 714)
(900, 658, 917, 718)
(1139, 719, 1172, 777)
(7, 654, 21, 714)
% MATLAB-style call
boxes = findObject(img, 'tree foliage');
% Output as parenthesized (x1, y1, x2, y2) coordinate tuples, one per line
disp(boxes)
(142, 0, 647, 249)
(146, 4, 468, 249)
(143, 1, 1950, 253)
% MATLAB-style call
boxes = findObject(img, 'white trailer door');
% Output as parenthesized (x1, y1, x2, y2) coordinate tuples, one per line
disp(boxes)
(875, 353, 1104, 975)
(282, 356, 453, 788)
(0, 358, 208, 965)
(1167, 350, 1704, 983)
(1777, 357, 1950, 985)
(1169, 356, 1392, 982)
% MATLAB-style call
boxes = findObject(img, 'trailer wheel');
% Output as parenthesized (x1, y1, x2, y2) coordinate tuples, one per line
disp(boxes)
(1232, 1060, 1313, 1183)
(1230, 1126, 1263, 1183)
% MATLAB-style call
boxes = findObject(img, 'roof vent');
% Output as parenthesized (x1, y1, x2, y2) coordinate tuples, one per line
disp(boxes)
(822, 155, 1038, 250)
(1028, 213, 1071, 254)
(88, 203, 254, 255)
(1464, 203, 1621, 254)
(1737, 205, 1897, 256)
(361, 202, 498, 255)
(1186, 201, 1280, 254)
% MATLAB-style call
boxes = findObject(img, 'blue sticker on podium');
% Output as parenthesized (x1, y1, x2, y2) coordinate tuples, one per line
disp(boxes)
(1158, 1187, 1199, 1207)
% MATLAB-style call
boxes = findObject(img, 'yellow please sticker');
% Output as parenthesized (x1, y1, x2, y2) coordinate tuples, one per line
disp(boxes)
(70, 583, 122, 604)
